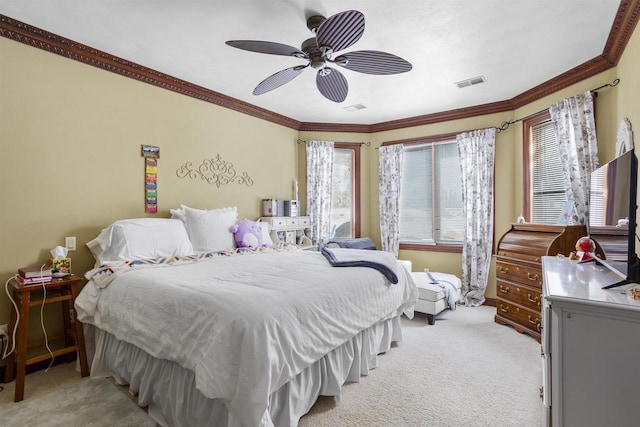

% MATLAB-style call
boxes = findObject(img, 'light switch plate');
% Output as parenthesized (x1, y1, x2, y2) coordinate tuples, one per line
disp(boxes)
(65, 236, 76, 251)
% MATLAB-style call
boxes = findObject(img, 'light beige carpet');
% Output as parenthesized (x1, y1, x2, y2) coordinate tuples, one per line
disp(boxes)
(299, 305, 543, 426)
(0, 305, 542, 426)
(0, 377, 155, 426)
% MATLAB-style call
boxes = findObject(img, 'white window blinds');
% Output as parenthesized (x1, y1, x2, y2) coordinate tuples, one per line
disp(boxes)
(530, 120, 567, 224)
(399, 140, 463, 244)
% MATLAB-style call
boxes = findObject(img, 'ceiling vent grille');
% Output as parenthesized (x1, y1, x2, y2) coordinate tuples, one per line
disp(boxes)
(455, 76, 486, 88)
(344, 103, 367, 112)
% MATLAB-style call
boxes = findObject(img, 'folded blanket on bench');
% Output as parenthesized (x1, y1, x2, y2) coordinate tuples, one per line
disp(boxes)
(426, 272, 460, 311)
(321, 247, 398, 284)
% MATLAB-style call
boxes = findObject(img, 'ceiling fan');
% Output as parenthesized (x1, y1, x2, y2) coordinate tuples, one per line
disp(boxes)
(226, 10, 412, 103)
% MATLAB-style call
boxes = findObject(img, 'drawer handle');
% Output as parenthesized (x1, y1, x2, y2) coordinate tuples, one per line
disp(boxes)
(527, 293, 540, 306)
(499, 266, 509, 274)
(499, 285, 510, 294)
(528, 315, 541, 331)
(499, 304, 510, 313)
(527, 272, 539, 281)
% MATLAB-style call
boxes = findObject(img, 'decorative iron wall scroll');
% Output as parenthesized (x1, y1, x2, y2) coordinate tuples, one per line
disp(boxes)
(176, 154, 254, 188)
(141, 145, 159, 213)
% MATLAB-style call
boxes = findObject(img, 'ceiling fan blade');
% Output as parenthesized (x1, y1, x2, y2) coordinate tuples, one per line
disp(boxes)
(316, 67, 348, 103)
(316, 10, 364, 53)
(226, 40, 305, 57)
(253, 65, 308, 95)
(336, 50, 413, 75)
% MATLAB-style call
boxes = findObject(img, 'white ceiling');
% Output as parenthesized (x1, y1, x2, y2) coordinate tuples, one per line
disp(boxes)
(0, 0, 622, 125)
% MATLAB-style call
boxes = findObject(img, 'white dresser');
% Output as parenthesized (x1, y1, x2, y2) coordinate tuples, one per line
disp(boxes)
(541, 256, 640, 427)
(259, 216, 311, 246)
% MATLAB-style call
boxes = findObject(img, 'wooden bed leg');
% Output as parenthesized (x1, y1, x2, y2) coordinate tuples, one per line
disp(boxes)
(427, 314, 435, 325)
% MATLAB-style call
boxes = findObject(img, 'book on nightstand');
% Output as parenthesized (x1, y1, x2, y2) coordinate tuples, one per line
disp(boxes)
(16, 274, 52, 285)
(18, 265, 53, 278)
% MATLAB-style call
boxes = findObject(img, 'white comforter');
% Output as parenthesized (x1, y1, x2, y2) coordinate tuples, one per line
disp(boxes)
(75, 249, 417, 427)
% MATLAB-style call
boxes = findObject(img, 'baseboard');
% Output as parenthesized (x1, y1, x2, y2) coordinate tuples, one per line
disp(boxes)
(0, 355, 75, 384)
(483, 297, 497, 307)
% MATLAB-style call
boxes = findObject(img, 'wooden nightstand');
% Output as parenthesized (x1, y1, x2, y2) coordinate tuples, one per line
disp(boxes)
(3, 274, 89, 402)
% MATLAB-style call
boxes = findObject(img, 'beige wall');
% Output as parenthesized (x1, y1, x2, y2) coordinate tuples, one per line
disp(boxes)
(1, 21, 639, 340)
(0, 38, 299, 340)
(614, 19, 640, 257)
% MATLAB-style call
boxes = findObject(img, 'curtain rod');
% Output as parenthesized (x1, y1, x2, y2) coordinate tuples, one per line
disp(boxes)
(495, 78, 620, 133)
(296, 139, 371, 146)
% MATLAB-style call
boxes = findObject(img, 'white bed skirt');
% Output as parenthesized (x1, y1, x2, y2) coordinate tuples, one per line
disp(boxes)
(84, 315, 403, 427)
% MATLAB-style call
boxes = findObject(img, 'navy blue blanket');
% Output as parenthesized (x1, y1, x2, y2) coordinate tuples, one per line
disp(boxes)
(324, 237, 377, 250)
(321, 247, 398, 284)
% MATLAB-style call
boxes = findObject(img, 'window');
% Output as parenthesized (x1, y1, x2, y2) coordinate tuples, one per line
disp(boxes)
(524, 111, 567, 224)
(396, 135, 464, 248)
(330, 144, 360, 238)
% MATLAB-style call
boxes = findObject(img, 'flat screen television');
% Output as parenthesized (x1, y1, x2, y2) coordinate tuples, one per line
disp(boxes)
(588, 148, 639, 288)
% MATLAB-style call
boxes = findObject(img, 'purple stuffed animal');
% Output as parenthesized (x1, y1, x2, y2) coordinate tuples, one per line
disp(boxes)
(230, 219, 264, 248)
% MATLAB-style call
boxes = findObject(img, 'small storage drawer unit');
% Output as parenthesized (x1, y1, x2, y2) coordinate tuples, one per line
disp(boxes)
(494, 223, 588, 342)
(260, 216, 310, 231)
(259, 216, 312, 247)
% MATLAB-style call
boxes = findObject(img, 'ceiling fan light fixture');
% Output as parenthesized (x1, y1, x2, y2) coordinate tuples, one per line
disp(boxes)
(306, 15, 326, 33)
(227, 9, 412, 102)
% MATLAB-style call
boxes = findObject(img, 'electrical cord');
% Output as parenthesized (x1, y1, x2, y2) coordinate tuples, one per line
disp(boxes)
(2, 274, 20, 360)
(38, 264, 55, 372)
(0, 334, 5, 362)
(2, 265, 56, 372)
(0, 333, 4, 392)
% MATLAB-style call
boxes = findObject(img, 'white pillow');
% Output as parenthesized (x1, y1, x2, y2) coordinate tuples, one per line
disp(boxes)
(181, 205, 238, 253)
(256, 220, 274, 246)
(170, 207, 185, 222)
(87, 218, 195, 264)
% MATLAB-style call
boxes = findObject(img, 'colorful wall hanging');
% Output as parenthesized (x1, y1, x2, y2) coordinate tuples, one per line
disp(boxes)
(176, 154, 254, 188)
(141, 145, 160, 213)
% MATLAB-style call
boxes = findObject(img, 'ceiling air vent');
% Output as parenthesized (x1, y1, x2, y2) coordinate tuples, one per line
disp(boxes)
(455, 76, 486, 89)
(344, 103, 367, 112)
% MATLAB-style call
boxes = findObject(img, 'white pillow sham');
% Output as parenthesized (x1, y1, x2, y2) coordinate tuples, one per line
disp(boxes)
(256, 220, 274, 246)
(179, 205, 238, 253)
(87, 218, 195, 265)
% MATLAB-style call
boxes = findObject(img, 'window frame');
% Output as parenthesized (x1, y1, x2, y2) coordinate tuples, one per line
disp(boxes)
(333, 143, 361, 238)
(383, 133, 463, 254)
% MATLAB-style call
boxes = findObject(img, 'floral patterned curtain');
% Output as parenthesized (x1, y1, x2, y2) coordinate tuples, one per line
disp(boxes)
(306, 140, 334, 244)
(457, 128, 496, 307)
(378, 144, 403, 256)
(549, 91, 599, 225)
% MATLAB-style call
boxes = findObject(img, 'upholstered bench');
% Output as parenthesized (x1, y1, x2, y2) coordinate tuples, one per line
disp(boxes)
(411, 271, 462, 325)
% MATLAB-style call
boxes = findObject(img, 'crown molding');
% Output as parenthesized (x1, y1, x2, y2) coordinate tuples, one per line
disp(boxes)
(299, 122, 372, 133)
(510, 55, 614, 109)
(370, 100, 515, 133)
(1, 0, 638, 134)
(0, 14, 302, 130)
(603, 0, 640, 64)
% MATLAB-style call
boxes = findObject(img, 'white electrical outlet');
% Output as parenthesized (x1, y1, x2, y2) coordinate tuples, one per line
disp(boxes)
(65, 236, 77, 251)
(0, 323, 8, 339)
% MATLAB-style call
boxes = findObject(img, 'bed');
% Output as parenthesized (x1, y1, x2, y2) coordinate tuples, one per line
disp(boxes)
(74, 207, 418, 427)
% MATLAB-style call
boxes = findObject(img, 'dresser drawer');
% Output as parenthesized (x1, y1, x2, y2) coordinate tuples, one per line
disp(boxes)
(496, 299, 541, 334)
(496, 249, 542, 264)
(497, 279, 542, 312)
(298, 216, 310, 227)
(270, 217, 288, 228)
(496, 259, 542, 288)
